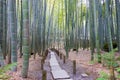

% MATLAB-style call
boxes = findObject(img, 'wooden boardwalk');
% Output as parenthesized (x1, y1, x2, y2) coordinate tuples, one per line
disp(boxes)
(49, 51, 73, 80)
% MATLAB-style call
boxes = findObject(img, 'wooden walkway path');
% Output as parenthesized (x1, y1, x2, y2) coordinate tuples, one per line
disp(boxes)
(49, 51, 73, 80)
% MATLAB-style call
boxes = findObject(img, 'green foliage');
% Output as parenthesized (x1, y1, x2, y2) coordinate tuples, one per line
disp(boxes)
(89, 60, 97, 65)
(89, 54, 100, 64)
(78, 4, 87, 18)
(115, 56, 120, 61)
(0, 63, 17, 79)
(96, 71, 109, 80)
(116, 68, 120, 79)
(116, 74, 120, 79)
(116, 67, 120, 72)
(0, 63, 17, 74)
(102, 52, 118, 68)
(96, 78, 106, 80)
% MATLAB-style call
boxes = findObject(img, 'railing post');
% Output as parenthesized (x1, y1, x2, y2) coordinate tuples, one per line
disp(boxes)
(42, 70, 47, 80)
(73, 60, 76, 75)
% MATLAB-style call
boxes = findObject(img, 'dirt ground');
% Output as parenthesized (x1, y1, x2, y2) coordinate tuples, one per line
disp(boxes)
(7, 54, 43, 80)
(59, 48, 120, 80)
(5, 48, 119, 80)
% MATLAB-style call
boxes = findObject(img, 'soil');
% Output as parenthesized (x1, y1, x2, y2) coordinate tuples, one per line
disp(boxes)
(7, 55, 43, 80)
(4, 48, 119, 80)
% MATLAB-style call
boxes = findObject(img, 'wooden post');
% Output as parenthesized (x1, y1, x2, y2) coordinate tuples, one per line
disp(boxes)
(60, 53, 62, 59)
(42, 70, 47, 80)
(63, 55, 66, 63)
(33, 53, 36, 59)
(43, 56, 46, 63)
(58, 51, 59, 56)
(110, 66, 115, 80)
(41, 59, 44, 70)
(73, 60, 76, 75)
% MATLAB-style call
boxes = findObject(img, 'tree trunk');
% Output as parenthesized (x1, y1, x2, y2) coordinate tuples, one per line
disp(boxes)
(21, 0, 30, 78)
(8, 0, 17, 71)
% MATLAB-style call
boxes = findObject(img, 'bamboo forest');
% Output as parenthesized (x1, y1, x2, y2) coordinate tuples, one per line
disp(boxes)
(1, 0, 120, 80)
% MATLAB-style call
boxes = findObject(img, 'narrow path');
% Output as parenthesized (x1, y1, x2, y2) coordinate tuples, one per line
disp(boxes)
(44, 49, 95, 80)
(49, 51, 73, 80)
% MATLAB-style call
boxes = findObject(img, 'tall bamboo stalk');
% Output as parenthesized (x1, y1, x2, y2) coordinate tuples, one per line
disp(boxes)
(8, 0, 17, 71)
(21, 0, 30, 78)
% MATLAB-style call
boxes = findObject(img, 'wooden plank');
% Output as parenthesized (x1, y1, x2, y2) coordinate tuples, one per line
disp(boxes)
(50, 57, 58, 63)
(50, 52, 55, 55)
(51, 65, 62, 71)
(50, 60, 59, 66)
(50, 51, 72, 80)
(81, 73, 88, 78)
(51, 70, 70, 79)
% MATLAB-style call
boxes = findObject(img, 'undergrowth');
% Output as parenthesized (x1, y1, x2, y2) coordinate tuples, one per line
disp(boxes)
(0, 63, 17, 80)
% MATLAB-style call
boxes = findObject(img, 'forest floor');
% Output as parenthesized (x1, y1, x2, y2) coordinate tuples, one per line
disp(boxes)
(5, 49, 120, 80)
(59, 48, 120, 80)
(6, 54, 43, 80)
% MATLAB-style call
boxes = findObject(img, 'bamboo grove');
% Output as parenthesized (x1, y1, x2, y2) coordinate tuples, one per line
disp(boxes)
(0, 0, 120, 79)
